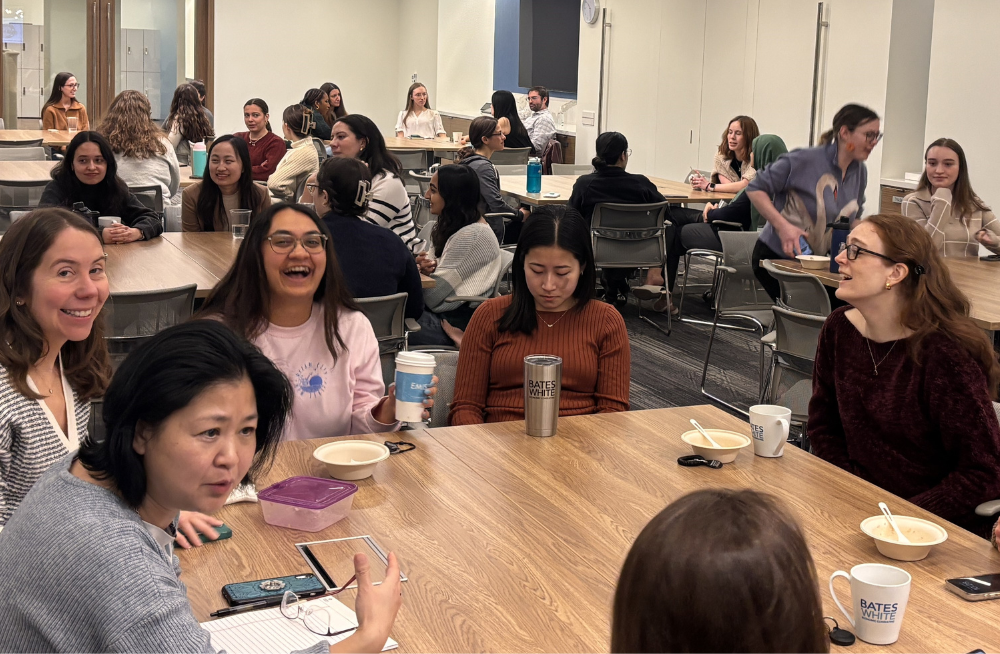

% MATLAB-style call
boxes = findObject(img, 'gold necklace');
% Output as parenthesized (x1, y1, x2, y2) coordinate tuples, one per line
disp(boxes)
(864, 337, 898, 376)
(537, 310, 569, 328)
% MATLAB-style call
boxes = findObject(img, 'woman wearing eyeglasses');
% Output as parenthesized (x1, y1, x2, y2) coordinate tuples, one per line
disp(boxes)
(196, 204, 435, 442)
(41, 72, 89, 132)
(808, 213, 1000, 537)
(748, 103, 880, 300)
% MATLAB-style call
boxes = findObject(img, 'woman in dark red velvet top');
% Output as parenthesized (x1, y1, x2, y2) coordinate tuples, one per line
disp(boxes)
(809, 213, 1000, 536)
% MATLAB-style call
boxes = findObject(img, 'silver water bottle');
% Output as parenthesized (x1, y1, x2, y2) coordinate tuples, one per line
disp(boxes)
(524, 355, 562, 437)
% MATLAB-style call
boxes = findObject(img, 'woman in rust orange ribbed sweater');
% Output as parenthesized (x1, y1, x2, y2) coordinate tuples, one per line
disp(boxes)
(449, 206, 630, 425)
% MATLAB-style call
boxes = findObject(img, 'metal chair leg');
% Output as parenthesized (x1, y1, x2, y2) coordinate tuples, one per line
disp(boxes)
(637, 301, 671, 336)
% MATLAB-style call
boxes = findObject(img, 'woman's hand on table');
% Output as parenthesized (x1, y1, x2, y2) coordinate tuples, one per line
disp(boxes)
(373, 376, 438, 424)
(103, 225, 143, 244)
(330, 552, 402, 654)
(175, 510, 224, 549)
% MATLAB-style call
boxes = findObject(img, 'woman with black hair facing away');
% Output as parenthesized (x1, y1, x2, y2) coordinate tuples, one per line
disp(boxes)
(569, 131, 667, 307)
(409, 165, 501, 347)
(267, 105, 320, 203)
(320, 82, 348, 123)
(902, 138, 1000, 257)
(0, 321, 403, 653)
(457, 115, 529, 243)
(330, 114, 426, 254)
(809, 213, 1000, 536)
(197, 203, 435, 440)
(181, 134, 271, 232)
(490, 89, 533, 153)
(236, 98, 288, 182)
(313, 157, 423, 320)
(450, 207, 629, 425)
(612, 489, 828, 653)
(0, 209, 111, 530)
(162, 83, 214, 165)
(40, 131, 163, 243)
(302, 88, 333, 142)
(41, 72, 89, 132)
(749, 103, 879, 300)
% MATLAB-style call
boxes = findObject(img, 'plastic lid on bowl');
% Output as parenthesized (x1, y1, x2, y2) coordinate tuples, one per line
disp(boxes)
(258, 476, 358, 510)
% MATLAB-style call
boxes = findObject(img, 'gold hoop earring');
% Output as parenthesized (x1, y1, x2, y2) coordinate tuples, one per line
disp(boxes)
(885, 281, 892, 291)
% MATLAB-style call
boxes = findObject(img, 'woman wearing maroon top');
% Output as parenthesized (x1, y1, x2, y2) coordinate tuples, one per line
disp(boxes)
(234, 98, 287, 182)
(809, 213, 1000, 536)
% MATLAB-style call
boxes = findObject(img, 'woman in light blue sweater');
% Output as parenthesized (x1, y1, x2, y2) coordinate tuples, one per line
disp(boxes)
(0, 321, 402, 654)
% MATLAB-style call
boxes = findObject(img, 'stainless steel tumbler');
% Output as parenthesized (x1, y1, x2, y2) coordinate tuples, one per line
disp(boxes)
(524, 355, 562, 437)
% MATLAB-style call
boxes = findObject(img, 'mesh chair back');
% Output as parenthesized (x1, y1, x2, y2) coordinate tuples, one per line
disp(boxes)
(0, 147, 45, 161)
(494, 164, 527, 176)
(412, 349, 460, 427)
(104, 284, 197, 370)
(355, 292, 408, 388)
(768, 305, 827, 421)
(591, 201, 670, 269)
(0, 138, 43, 148)
(129, 184, 164, 215)
(410, 170, 433, 195)
(389, 150, 428, 195)
(717, 231, 773, 313)
(490, 147, 530, 165)
(762, 259, 832, 316)
(417, 220, 436, 250)
(311, 138, 327, 162)
(551, 163, 594, 175)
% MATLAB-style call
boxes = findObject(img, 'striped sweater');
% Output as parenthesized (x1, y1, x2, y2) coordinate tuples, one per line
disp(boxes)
(0, 365, 88, 527)
(365, 172, 427, 254)
(449, 295, 631, 425)
(424, 222, 501, 312)
(267, 138, 319, 202)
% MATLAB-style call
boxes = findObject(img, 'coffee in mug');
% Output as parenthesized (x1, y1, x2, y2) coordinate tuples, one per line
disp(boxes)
(749, 404, 791, 457)
(829, 563, 911, 645)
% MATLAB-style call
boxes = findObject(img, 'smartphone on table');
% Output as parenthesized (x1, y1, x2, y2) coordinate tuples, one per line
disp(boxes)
(945, 573, 1000, 601)
(222, 573, 327, 606)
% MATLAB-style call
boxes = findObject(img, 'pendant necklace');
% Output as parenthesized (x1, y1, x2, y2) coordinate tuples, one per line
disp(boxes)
(864, 338, 897, 376)
(537, 311, 569, 328)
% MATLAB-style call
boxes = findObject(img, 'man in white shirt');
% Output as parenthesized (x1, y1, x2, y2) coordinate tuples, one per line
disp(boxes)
(522, 86, 557, 156)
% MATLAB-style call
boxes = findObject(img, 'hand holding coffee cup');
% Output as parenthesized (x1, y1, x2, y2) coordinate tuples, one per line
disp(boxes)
(391, 352, 437, 423)
(749, 405, 791, 457)
(375, 376, 436, 424)
(829, 563, 911, 645)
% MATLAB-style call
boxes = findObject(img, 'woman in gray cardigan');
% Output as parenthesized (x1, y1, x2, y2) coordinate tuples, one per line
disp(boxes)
(0, 321, 402, 654)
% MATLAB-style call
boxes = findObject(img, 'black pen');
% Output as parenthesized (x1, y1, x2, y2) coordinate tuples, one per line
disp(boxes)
(210, 598, 282, 618)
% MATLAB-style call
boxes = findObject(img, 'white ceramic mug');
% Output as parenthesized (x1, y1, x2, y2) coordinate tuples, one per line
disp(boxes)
(829, 563, 911, 645)
(97, 216, 121, 229)
(452, 131, 463, 143)
(749, 404, 790, 457)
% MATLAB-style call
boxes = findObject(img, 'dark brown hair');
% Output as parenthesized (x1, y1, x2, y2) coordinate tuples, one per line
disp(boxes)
(820, 103, 879, 146)
(612, 489, 828, 653)
(456, 116, 499, 162)
(320, 83, 347, 120)
(0, 208, 111, 402)
(717, 115, 760, 162)
(865, 213, 1000, 397)
(917, 138, 990, 221)
(528, 85, 549, 107)
(42, 72, 76, 114)
(194, 135, 262, 232)
(196, 203, 359, 362)
(163, 83, 214, 144)
(282, 104, 313, 140)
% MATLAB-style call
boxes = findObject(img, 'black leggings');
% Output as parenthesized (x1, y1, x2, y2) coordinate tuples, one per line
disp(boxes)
(752, 239, 783, 302)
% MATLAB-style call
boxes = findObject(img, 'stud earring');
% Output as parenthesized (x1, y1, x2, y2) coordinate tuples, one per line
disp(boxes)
(885, 281, 892, 291)
(15, 300, 23, 306)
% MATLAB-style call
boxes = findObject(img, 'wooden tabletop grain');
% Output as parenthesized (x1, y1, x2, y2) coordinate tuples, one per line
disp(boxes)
(768, 258, 1000, 330)
(383, 136, 464, 152)
(178, 165, 199, 189)
(104, 236, 220, 296)
(177, 407, 1000, 653)
(0, 160, 56, 184)
(499, 174, 736, 206)
(0, 129, 74, 146)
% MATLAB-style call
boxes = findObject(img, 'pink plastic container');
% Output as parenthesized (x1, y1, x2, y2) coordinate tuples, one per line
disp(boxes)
(258, 476, 358, 532)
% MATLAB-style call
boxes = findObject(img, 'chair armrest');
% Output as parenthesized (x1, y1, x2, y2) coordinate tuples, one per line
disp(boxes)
(716, 265, 737, 275)
(975, 499, 1000, 517)
(404, 318, 421, 333)
(687, 249, 723, 260)
(445, 295, 488, 303)
(486, 211, 518, 224)
(711, 221, 743, 230)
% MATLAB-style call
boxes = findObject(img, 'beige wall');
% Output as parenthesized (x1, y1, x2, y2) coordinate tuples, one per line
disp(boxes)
(435, 0, 495, 118)
(398, 0, 439, 116)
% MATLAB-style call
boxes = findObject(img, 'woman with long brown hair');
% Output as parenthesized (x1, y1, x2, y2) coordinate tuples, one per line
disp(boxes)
(809, 213, 1000, 536)
(320, 82, 347, 121)
(394, 83, 445, 138)
(98, 90, 181, 205)
(690, 115, 760, 194)
(612, 489, 828, 653)
(41, 72, 89, 132)
(902, 138, 1000, 257)
(0, 208, 111, 529)
(162, 83, 214, 164)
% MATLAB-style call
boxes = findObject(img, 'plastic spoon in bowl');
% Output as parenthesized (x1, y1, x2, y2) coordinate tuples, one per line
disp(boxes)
(689, 419, 722, 448)
(879, 502, 911, 544)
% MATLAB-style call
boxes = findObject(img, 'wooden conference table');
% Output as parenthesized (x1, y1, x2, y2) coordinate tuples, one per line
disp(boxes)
(177, 406, 1000, 653)
(0, 128, 75, 147)
(769, 258, 1000, 331)
(0, 159, 56, 185)
(383, 135, 464, 154)
(500, 174, 736, 206)
(105, 232, 434, 298)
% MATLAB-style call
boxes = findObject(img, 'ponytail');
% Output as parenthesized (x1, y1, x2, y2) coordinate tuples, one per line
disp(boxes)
(244, 98, 273, 132)
(821, 103, 879, 145)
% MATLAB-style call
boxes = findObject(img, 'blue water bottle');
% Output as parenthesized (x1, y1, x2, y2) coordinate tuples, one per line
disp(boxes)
(526, 157, 542, 194)
(829, 219, 850, 273)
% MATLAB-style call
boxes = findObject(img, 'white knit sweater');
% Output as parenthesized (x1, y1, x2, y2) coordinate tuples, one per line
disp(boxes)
(114, 136, 182, 205)
(267, 138, 318, 202)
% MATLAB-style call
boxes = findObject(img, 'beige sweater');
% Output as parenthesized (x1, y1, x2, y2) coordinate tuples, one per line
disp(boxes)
(713, 152, 756, 185)
(266, 138, 318, 202)
(902, 187, 1000, 257)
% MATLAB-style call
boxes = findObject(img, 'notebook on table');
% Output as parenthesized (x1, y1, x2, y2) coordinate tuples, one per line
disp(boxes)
(201, 595, 398, 653)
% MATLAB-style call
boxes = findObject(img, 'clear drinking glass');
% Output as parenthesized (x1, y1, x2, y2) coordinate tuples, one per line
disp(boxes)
(67, 116, 78, 132)
(229, 209, 252, 239)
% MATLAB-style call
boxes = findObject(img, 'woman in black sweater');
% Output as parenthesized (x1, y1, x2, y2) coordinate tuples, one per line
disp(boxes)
(39, 131, 162, 243)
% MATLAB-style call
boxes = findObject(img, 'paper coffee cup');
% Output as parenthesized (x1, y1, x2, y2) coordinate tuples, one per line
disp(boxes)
(830, 563, 911, 645)
(452, 131, 463, 143)
(749, 404, 790, 457)
(394, 351, 435, 422)
(98, 216, 121, 228)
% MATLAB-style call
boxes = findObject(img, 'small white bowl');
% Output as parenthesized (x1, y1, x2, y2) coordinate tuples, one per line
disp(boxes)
(860, 515, 948, 562)
(680, 429, 752, 463)
(313, 440, 391, 481)
(796, 254, 831, 270)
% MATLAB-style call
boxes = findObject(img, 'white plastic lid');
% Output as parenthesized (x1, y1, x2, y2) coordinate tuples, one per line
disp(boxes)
(395, 351, 436, 367)
(529, 157, 541, 163)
